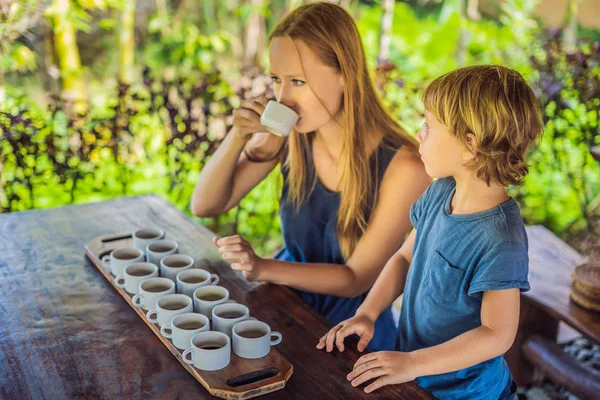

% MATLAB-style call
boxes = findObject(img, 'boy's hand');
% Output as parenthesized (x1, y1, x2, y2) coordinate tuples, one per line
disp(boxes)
(347, 351, 418, 393)
(316, 313, 375, 353)
(213, 235, 263, 281)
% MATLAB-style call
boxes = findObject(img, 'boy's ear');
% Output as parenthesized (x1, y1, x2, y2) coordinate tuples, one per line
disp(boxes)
(464, 133, 478, 159)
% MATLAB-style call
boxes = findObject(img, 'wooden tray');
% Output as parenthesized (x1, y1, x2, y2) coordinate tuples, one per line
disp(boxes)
(84, 232, 294, 399)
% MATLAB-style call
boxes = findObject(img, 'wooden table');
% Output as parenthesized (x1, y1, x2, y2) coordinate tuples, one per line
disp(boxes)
(505, 225, 600, 398)
(0, 195, 433, 399)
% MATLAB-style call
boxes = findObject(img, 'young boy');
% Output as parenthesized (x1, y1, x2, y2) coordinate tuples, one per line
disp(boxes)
(316, 65, 544, 399)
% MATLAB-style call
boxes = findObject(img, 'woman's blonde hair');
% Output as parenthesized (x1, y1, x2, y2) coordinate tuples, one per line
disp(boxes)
(268, 2, 418, 258)
(422, 65, 544, 186)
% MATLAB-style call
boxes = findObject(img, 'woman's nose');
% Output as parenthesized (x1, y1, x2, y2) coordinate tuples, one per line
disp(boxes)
(416, 126, 424, 143)
(276, 85, 295, 108)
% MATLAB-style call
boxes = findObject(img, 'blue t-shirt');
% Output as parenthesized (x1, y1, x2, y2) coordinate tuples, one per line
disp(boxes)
(398, 177, 529, 399)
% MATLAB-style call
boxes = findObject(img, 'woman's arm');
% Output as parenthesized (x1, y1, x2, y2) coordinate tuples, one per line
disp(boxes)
(191, 97, 285, 217)
(218, 147, 431, 297)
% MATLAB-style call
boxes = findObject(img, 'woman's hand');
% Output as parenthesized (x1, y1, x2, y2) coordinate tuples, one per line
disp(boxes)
(346, 351, 419, 393)
(231, 95, 269, 141)
(316, 313, 376, 353)
(213, 235, 263, 281)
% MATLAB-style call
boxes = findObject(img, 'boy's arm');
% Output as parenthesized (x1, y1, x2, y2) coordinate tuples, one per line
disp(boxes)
(356, 228, 417, 322)
(410, 288, 520, 376)
(348, 288, 520, 393)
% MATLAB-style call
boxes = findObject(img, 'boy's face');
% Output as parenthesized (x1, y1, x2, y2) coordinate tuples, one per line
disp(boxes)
(415, 110, 471, 178)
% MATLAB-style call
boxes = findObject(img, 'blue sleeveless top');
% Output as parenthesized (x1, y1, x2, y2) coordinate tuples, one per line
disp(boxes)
(274, 136, 399, 351)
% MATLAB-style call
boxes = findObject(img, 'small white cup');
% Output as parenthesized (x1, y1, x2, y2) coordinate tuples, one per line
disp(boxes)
(132, 277, 175, 311)
(132, 228, 165, 252)
(160, 313, 210, 350)
(101, 247, 145, 277)
(232, 320, 282, 359)
(259, 100, 299, 137)
(146, 239, 178, 266)
(176, 268, 219, 297)
(114, 262, 158, 294)
(160, 254, 194, 282)
(193, 285, 235, 319)
(182, 331, 231, 371)
(146, 294, 193, 327)
(212, 303, 255, 338)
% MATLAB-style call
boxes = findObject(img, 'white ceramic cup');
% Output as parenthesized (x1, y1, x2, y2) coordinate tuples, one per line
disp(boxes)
(132, 277, 175, 311)
(101, 247, 145, 277)
(160, 254, 193, 282)
(146, 239, 178, 266)
(232, 320, 282, 359)
(114, 262, 158, 294)
(146, 294, 193, 327)
(212, 303, 255, 338)
(176, 268, 219, 298)
(160, 313, 210, 350)
(259, 100, 299, 137)
(182, 331, 231, 371)
(132, 227, 165, 252)
(193, 285, 235, 319)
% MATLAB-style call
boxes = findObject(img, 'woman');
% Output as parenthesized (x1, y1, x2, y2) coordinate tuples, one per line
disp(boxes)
(191, 2, 430, 351)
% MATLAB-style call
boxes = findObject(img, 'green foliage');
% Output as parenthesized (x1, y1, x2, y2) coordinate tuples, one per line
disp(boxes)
(2, 0, 600, 254)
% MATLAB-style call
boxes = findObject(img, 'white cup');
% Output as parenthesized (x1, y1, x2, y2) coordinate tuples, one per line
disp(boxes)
(176, 268, 219, 298)
(146, 239, 178, 267)
(182, 331, 231, 371)
(160, 313, 210, 350)
(232, 320, 282, 359)
(160, 254, 193, 282)
(114, 262, 158, 294)
(212, 303, 255, 338)
(146, 294, 193, 327)
(132, 228, 165, 252)
(132, 277, 175, 311)
(101, 247, 145, 277)
(193, 286, 235, 319)
(259, 100, 299, 137)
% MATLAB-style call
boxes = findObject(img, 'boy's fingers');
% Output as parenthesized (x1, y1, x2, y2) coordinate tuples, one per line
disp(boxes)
(357, 333, 373, 352)
(326, 325, 343, 352)
(231, 262, 253, 272)
(218, 244, 245, 253)
(221, 251, 251, 262)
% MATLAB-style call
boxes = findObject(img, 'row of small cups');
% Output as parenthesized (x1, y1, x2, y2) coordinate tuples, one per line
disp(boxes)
(135, 287, 282, 371)
(101, 227, 180, 277)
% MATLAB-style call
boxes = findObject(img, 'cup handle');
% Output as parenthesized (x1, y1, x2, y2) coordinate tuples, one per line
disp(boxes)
(210, 274, 219, 286)
(114, 275, 125, 289)
(182, 348, 194, 365)
(146, 309, 159, 324)
(270, 331, 282, 346)
(101, 255, 111, 270)
(132, 293, 144, 308)
(160, 324, 173, 339)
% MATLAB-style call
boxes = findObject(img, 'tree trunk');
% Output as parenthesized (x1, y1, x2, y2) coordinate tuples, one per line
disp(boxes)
(243, 0, 265, 69)
(51, 0, 87, 115)
(563, 0, 580, 54)
(378, 0, 394, 65)
(118, 0, 136, 85)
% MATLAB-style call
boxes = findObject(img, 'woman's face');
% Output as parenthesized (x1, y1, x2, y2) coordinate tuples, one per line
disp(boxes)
(269, 36, 344, 134)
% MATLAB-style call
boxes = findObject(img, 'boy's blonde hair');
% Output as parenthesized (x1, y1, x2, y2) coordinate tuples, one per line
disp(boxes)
(422, 65, 544, 186)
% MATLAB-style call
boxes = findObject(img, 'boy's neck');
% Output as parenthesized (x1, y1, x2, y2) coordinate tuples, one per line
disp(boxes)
(450, 172, 510, 215)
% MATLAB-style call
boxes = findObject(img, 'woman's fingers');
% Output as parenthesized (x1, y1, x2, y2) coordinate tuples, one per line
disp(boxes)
(216, 235, 246, 246)
(231, 262, 253, 272)
(221, 251, 251, 263)
(217, 244, 246, 254)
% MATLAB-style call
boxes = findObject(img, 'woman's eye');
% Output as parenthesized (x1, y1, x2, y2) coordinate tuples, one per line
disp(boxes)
(292, 79, 305, 86)
(271, 76, 281, 84)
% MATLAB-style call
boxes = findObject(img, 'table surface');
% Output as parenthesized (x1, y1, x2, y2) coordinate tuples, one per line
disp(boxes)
(0, 195, 433, 400)
(525, 225, 600, 343)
